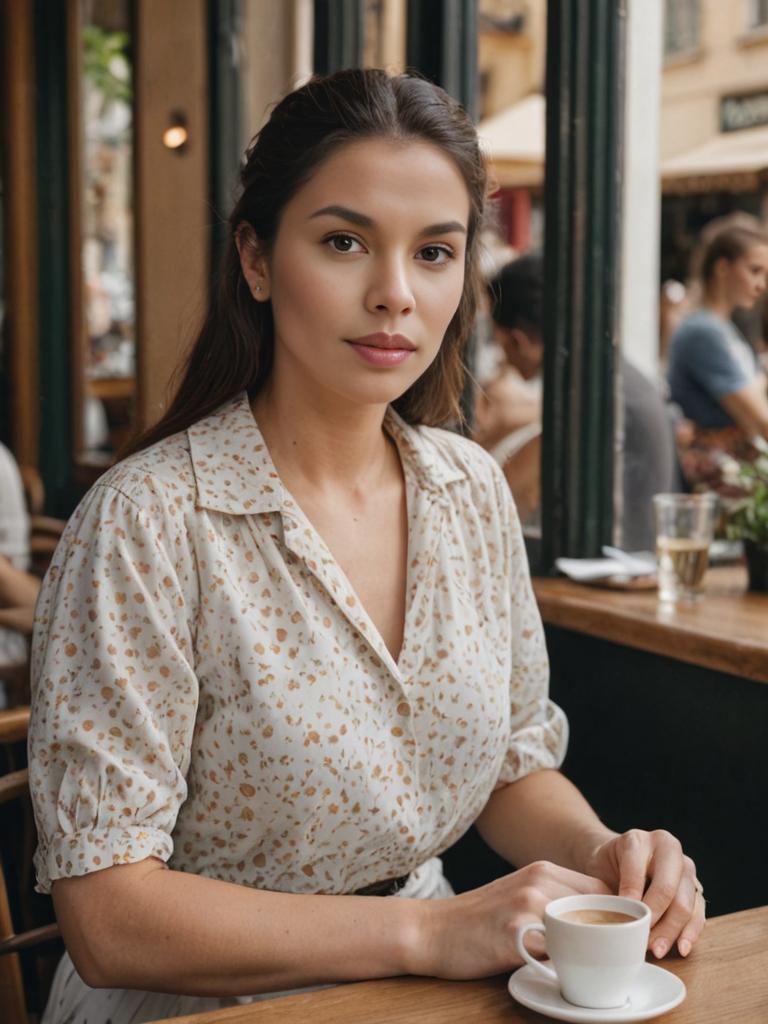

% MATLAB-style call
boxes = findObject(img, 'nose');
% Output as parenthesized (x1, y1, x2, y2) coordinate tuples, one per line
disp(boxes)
(365, 256, 415, 317)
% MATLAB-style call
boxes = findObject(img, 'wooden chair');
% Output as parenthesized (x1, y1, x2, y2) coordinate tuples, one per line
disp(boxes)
(18, 465, 66, 578)
(0, 707, 62, 1023)
(0, 661, 30, 713)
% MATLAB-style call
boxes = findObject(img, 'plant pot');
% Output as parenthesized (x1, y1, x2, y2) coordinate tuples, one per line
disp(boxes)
(744, 540, 768, 593)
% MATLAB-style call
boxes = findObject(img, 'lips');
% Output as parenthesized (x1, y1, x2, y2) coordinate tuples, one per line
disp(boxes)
(346, 332, 416, 351)
(345, 332, 416, 367)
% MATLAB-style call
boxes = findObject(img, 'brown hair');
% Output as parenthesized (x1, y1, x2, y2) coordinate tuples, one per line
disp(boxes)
(122, 68, 487, 457)
(699, 222, 768, 287)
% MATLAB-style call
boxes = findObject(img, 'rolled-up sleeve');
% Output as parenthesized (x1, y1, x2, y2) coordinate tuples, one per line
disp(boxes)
(491, 465, 568, 786)
(29, 481, 199, 893)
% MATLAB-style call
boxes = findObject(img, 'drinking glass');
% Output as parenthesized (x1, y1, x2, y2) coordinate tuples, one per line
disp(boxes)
(653, 493, 718, 603)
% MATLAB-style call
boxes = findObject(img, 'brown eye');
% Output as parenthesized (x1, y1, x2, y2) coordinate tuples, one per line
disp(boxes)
(418, 245, 453, 264)
(327, 233, 363, 254)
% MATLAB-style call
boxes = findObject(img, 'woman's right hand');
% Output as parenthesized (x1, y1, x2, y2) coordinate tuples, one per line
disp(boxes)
(408, 860, 611, 980)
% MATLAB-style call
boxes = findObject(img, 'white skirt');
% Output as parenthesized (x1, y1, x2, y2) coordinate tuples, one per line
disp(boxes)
(41, 858, 454, 1024)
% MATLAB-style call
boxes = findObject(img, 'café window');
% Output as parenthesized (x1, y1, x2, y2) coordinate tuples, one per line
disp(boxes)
(751, 0, 768, 28)
(0, 115, 6, 441)
(76, 0, 136, 469)
(663, 0, 700, 59)
(362, 0, 405, 70)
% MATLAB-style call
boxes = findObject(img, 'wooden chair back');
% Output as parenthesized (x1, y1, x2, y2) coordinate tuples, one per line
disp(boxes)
(18, 464, 67, 577)
(0, 707, 61, 1023)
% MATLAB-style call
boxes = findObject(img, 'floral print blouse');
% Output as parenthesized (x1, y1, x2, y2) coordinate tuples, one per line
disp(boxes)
(29, 393, 567, 896)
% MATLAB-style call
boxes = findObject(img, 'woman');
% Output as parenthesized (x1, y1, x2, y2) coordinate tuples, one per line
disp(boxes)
(668, 223, 768, 492)
(30, 70, 703, 1024)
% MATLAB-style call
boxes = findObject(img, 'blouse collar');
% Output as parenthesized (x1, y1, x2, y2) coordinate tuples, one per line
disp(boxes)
(188, 391, 465, 516)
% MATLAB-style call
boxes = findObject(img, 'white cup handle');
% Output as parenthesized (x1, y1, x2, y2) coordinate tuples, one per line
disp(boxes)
(515, 922, 557, 982)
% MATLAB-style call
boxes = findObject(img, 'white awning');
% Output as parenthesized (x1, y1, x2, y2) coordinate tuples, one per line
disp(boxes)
(661, 125, 768, 186)
(478, 93, 545, 188)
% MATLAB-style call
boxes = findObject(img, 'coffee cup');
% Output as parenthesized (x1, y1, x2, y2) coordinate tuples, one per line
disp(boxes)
(515, 894, 651, 1009)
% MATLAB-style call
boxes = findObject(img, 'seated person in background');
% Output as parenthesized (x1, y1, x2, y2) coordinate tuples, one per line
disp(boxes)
(480, 253, 678, 550)
(0, 442, 34, 699)
(667, 223, 768, 493)
(0, 554, 40, 636)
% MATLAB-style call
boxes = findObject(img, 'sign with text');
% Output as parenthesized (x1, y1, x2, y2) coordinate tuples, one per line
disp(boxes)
(720, 91, 768, 132)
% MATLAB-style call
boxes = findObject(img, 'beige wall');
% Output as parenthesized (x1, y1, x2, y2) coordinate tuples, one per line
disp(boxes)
(480, 1, 768, 160)
(134, 0, 209, 430)
(241, 0, 308, 144)
(478, 0, 546, 119)
(661, 0, 768, 157)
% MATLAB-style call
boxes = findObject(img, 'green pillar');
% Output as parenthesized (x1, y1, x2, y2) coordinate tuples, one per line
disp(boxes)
(209, 0, 244, 270)
(313, 0, 364, 74)
(406, 0, 478, 121)
(34, 0, 80, 516)
(539, 0, 626, 568)
(407, 0, 479, 432)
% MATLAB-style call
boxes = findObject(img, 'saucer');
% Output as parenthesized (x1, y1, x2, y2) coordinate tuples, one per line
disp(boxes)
(508, 961, 686, 1022)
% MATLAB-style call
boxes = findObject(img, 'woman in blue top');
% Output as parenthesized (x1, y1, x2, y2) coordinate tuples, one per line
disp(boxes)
(668, 224, 768, 490)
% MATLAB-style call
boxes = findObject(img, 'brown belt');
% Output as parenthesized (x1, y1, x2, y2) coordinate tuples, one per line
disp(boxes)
(354, 873, 410, 897)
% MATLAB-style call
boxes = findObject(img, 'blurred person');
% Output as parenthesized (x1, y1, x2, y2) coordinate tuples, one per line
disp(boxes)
(0, 554, 40, 636)
(659, 278, 689, 370)
(667, 223, 768, 493)
(0, 442, 34, 702)
(482, 253, 678, 548)
(30, 70, 702, 1024)
(473, 250, 542, 465)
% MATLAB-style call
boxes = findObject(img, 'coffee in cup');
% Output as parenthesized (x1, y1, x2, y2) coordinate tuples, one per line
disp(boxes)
(558, 909, 637, 925)
(515, 894, 651, 1009)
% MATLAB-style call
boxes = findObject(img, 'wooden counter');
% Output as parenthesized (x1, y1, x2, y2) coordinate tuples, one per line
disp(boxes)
(533, 565, 768, 684)
(149, 907, 768, 1023)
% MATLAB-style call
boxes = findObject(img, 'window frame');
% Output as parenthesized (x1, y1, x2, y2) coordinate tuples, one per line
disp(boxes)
(663, 0, 701, 62)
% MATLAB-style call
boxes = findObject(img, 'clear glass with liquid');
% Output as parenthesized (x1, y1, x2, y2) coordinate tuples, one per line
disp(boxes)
(653, 493, 718, 603)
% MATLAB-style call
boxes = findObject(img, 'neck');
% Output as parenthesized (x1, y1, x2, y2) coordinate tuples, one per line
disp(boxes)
(251, 376, 395, 498)
(701, 286, 734, 320)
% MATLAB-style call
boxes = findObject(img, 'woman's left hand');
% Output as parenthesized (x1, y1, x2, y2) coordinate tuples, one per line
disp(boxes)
(581, 829, 705, 959)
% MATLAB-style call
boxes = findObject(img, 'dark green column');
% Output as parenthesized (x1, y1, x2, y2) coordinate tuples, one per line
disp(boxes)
(406, 0, 478, 121)
(539, 0, 626, 568)
(34, 0, 80, 516)
(313, 0, 364, 74)
(209, 0, 244, 270)
(407, 0, 478, 432)
(0, 4, 8, 444)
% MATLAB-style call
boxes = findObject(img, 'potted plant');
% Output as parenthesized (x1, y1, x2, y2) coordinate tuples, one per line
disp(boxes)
(722, 442, 768, 592)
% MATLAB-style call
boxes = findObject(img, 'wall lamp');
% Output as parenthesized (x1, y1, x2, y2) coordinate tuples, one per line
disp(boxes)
(162, 110, 189, 153)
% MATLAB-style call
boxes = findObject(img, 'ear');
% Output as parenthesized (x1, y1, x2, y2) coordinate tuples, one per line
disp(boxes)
(713, 255, 731, 281)
(235, 222, 271, 301)
(510, 328, 544, 375)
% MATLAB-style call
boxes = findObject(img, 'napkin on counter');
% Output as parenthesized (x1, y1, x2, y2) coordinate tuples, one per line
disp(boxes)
(555, 551, 656, 583)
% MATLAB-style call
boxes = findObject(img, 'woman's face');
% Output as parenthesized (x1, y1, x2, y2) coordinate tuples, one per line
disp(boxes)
(242, 138, 470, 411)
(721, 244, 768, 310)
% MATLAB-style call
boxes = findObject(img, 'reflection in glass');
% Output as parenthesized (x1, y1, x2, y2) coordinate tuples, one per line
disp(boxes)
(663, 0, 700, 59)
(473, 0, 546, 538)
(362, 0, 405, 71)
(80, 1, 135, 465)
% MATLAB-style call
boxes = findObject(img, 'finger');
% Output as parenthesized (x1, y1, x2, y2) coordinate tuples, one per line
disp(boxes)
(615, 830, 654, 901)
(647, 872, 698, 959)
(677, 885, 707, 957)
(640, 832, 685, 926)
(513, 914, 548, 962)
(521, 861, 613, 899)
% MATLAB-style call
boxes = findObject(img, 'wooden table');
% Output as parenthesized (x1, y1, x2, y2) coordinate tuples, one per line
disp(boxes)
(532, 565, 768, 684)
(150, 907, 768, 1023)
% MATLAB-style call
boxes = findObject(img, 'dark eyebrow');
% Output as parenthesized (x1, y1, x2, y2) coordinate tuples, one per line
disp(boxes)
(308, 205, 374, 228)
(418, 220, 467, 237)
(308, 204, 467, 237)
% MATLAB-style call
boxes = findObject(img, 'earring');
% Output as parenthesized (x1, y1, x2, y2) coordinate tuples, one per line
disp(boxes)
(254, 285, 262, 294)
